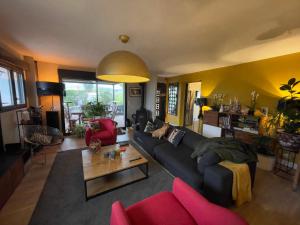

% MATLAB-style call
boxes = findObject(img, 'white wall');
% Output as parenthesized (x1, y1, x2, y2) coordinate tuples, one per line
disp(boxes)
(0, 111, 20, 145)
(144, 73, 157, 120)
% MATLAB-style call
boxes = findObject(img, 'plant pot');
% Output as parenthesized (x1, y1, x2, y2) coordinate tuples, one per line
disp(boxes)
(277, 131, 300, 152)
(248, 110, 254, 116)
(257, 153, 275, 171)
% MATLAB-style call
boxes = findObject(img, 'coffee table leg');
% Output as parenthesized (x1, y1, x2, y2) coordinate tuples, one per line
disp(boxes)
(145, 163, 148, 177)
(85, 181, 88, 201)
(141, 163, 148, 178)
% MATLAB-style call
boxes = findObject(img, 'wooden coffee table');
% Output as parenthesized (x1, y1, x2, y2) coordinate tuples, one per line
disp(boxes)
(81, 144, 148, 200)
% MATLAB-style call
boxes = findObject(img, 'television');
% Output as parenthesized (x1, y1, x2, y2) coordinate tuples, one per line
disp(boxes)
(36, 81, 65, 96)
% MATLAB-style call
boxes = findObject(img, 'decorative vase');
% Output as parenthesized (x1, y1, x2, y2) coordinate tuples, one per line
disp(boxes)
(277, 131, 300, 152)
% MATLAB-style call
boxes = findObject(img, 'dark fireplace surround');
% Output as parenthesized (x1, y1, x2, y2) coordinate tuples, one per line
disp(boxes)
(132, 83, 151, 131)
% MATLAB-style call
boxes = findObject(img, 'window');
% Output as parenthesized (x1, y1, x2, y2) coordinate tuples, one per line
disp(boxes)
(0, 67, 14, 107)
(0, 65, 26, 111)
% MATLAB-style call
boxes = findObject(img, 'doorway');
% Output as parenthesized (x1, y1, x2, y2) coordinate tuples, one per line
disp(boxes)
(184, 82, 201, 132)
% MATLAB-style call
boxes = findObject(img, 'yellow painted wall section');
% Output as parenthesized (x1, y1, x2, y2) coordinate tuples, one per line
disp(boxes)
(36, 62, 61, 127)
(165, 52, 300, 126)
(36, 61, 95, 129)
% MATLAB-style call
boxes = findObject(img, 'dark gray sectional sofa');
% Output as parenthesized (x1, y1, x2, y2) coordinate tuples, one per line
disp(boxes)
(132, 121, 256, 207)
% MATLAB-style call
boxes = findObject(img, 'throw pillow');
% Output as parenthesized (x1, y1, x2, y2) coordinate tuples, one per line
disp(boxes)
(144, 121, 156, 133)
(197, 151, 221, 175)
(152, 123, 169, 139)
(167, 128, 185, 147)
(90, 122, 101, 133)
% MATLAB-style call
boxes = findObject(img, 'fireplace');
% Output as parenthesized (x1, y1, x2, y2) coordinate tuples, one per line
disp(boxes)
(132, 83, 150, 131)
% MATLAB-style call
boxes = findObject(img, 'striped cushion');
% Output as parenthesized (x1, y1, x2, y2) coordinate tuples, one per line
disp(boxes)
(167, 128, 185, 147)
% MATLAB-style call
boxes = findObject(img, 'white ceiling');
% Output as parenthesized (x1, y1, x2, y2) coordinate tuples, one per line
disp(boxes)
(1, 0, 300, 76)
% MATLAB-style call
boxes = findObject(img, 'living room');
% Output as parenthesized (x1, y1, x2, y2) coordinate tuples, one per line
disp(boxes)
(0, 1, 300, 225)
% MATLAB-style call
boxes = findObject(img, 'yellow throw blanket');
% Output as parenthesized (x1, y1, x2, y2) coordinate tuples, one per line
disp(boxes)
(219, 161, 252, 206)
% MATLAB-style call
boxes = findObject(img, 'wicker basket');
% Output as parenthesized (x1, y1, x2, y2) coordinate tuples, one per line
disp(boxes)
(277, 131, 300, 152)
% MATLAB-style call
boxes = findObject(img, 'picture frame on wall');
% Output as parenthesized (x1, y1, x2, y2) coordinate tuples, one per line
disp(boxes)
(129, 87, 142, 97)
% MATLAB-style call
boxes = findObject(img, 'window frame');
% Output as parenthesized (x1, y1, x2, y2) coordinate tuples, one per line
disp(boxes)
(0, 63, 27, 112)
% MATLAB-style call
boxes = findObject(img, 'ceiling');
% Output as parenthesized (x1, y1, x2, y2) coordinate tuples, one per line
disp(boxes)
(1, 0, 300, 77)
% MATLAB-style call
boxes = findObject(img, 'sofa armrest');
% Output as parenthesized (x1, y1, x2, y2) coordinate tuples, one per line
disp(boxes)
(203, 164, 233, 207)
(110, 201, 131, 225)
(172, 178, 248, 225)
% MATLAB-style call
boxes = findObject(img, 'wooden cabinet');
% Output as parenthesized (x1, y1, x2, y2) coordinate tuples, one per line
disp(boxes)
(234, 129, 258, 144)
(10, 158, 24, 189)
(0, 157, 24, 209)
(203, 111, 219, 126)
(0, 170, 13, 209)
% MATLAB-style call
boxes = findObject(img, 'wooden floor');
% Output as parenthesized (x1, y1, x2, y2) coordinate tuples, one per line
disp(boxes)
(0, 136, 299, 225)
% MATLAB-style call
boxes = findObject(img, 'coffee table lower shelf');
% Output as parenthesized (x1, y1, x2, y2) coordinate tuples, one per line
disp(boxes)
(84, 163, 148, 200)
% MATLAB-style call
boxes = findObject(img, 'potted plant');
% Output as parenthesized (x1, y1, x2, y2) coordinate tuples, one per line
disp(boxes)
(82, 101, 106, 119)
(73, 124, 86, 138)
(276, 78, 300, 151)
(211, 93, 225, 111)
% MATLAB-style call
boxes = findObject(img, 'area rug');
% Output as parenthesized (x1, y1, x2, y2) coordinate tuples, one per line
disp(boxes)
(29, 148, 173, 225)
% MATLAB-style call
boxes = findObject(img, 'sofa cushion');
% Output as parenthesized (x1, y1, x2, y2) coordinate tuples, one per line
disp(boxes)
(126, 192, 197, 225)
(197, 151, 222, 175)
(154, 142, 203, 190)
(133, 130, 167, 156)
(167, 128, 185, 147)
(144, 121, 156, 133)
(181, 127, 206, 150)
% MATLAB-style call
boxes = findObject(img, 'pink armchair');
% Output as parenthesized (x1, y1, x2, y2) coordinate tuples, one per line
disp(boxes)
(85, 118, 117, 146)
(110, 178, 248, 225)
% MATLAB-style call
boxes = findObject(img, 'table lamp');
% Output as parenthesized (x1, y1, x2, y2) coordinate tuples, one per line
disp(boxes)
(196, 97, 208, 119)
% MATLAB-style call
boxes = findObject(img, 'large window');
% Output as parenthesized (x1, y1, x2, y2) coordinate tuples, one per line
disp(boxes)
(63, 80, 125, 132)
(0, 66, 26, 111)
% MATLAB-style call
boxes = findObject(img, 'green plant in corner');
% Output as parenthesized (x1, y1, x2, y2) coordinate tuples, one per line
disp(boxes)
(278, 77, 300, 134)
(266, 77, 300, 150)
(73, 124, 86, 138)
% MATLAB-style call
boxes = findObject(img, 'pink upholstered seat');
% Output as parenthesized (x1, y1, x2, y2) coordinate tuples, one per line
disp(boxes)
(127, 192, 197, 225)
(110, 178, 248, 225)
(85, 118, 117, 146)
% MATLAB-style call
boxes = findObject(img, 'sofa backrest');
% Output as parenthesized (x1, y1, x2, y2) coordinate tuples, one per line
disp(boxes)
(181, 127, 206, 150)
(92, 118, 115, 133)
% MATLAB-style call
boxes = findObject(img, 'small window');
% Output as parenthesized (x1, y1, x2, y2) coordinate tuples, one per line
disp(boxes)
(0, 65, 26, 111)
(0, 67, 14, 107)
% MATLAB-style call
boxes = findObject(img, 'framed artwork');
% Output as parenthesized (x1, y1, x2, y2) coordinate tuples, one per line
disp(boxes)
(129, 87, 142, 97)
(168, 83, 179, 116)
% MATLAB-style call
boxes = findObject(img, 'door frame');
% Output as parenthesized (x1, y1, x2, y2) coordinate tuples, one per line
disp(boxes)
(183, 81, 201, 127)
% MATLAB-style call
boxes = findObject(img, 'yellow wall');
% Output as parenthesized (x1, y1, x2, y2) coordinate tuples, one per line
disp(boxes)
(165, 52, 300, 126)
(36, 61, 95, 129)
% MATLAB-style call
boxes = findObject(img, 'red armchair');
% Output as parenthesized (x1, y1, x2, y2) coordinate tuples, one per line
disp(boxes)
(85, 118, 117, 146)
(110, 178, 248, 225)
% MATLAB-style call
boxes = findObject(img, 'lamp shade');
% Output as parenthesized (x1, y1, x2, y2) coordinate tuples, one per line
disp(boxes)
(96, 50, 150, 83)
